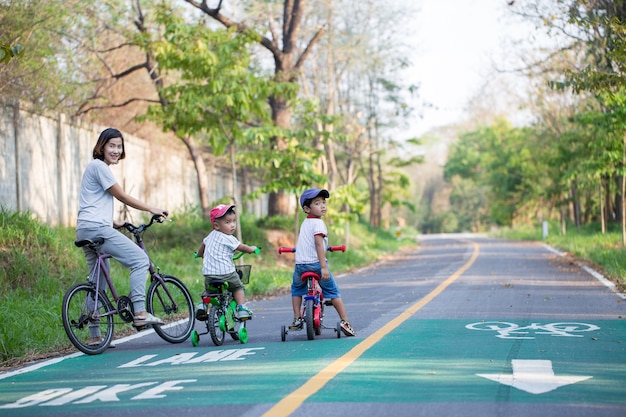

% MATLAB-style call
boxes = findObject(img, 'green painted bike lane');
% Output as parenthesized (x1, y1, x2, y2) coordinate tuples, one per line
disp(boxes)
(308, 318, 626, 406)
(1, 318, 625, 416)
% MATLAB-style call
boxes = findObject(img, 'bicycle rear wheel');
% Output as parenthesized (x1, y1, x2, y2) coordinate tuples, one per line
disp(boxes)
(208, 305, 226, 346)
(146, 275, 194, 343)
(61, 282, 114, 355)
(304, 299, 315, 340)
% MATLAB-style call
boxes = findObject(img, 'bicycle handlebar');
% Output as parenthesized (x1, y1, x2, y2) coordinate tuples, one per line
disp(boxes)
(278, 245, 346, 254)
(120, 214, 168, 235)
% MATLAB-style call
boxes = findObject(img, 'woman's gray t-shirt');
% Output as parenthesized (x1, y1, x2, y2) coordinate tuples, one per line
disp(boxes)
(77, 159, 117, 229)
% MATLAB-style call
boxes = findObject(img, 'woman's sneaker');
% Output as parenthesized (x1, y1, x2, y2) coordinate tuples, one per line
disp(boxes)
(340, 320, 356, 336)
(289, 317, 304, 330)
(133, 312, 164, 326)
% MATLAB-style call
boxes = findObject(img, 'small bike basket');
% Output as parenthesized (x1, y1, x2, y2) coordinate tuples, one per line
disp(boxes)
(235, 264, 252, 284)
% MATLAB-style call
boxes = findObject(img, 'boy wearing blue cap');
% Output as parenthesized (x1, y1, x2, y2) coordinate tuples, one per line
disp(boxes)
(290, 188, 356, 336)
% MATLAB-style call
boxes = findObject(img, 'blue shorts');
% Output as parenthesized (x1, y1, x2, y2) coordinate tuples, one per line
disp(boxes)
(291, 262, 341, 299)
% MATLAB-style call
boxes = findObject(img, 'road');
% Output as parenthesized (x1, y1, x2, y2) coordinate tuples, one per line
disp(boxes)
(1, 235, 625, 416)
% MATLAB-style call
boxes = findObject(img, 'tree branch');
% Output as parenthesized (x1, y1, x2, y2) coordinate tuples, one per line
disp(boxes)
(76, 97, 161, 116)
(295, 25, 326, 72)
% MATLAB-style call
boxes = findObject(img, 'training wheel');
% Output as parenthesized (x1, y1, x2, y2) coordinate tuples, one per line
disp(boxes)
(190, 330, 200, 347)
(281, 325, 287, 342)
(336, 322, 342, 338)
(238, 326, 248, 344)
(219, 315, 226, 332)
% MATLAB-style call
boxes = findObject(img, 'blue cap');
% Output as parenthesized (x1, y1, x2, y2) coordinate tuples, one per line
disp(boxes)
(300, 188, 330, 208)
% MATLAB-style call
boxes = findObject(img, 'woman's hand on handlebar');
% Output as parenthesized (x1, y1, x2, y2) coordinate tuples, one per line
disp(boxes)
(149, 208, 169, 220)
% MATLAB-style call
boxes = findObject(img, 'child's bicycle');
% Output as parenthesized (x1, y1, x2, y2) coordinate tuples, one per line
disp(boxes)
(279, 245, 346, 341)
(61, 214, 195, 355)
(190, 250, 259, 346)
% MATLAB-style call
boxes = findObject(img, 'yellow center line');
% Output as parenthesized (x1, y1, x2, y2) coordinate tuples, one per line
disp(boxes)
(262, 241, 480, 417)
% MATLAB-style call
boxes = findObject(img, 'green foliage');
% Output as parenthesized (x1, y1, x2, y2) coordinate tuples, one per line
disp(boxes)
(146, 6, 277, 143)
(256, 215, 294, 231)
(144, 6, 332, 203)
(444, 119, 547, 228)
(0, 0, 102, 110)
(0, 41, 23, 64)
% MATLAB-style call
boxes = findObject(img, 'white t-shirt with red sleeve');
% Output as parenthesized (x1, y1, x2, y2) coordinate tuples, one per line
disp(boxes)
(295, 216, 328, 264)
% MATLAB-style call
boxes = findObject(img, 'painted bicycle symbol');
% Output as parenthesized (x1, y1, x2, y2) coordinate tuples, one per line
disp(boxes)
(465, 321, 600, 339)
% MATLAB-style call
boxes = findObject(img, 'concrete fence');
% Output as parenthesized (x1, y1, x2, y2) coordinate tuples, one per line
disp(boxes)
(0, 100, 265, 226)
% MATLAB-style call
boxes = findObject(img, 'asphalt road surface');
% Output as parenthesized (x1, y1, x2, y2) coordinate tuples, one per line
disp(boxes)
(1, 235, 625, 417)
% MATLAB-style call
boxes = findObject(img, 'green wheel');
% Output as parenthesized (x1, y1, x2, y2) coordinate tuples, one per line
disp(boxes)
(219, 314, 226, 332)
(190, 330, 199, 347)
(238, 326, 248, 344)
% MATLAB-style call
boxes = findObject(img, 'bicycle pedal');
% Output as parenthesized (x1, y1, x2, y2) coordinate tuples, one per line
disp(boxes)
(133, 324, 150, 332)
(324, 300, 333, 306)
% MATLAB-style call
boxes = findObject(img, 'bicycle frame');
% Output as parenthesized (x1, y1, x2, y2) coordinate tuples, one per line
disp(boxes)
(84, 224, 176, 321)
(302, 271, 324, 328)
(87, 251, 119, 320)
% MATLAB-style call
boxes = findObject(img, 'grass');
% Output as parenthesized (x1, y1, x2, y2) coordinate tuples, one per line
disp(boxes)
(493, 220, 626, 291)
(0, 208, 416, 367)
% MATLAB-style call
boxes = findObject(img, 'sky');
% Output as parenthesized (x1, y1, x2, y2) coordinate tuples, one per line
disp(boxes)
(408, 0, 529, 136)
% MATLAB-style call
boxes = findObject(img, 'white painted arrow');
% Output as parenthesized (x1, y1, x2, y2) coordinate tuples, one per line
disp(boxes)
(477, 360, 592, 394)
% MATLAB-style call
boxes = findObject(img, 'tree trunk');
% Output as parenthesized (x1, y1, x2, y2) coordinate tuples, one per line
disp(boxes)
(181, 136, 212, 220)
(268, 95, 292, 216)
(571, 178, 581, 230)
(600, 178, 606, 234)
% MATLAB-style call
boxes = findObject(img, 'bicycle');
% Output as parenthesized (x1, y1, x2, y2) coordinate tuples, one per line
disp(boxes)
(190, 250, 259, 346)
(278, 245, 346, 341)
(61, 214, 194, 355)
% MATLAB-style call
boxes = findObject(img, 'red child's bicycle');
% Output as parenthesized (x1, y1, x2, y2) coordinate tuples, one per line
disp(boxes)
(278, 245, 346, 341)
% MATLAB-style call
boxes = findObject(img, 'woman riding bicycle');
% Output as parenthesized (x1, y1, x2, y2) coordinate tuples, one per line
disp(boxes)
(76, 127, 168, 346)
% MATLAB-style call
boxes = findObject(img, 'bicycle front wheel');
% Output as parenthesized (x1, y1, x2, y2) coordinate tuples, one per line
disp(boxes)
(146, 275, 194, 343)
(61, 282, 114, 355)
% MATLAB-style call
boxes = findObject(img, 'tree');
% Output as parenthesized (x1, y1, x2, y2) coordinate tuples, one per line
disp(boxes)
(182, 0, 326, 216)
(0, 0, 99, 110)
(544, 1, 626, 244)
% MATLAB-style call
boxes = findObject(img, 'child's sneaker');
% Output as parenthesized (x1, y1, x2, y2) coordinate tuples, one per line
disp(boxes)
(289, 317, 303, 330)
(235, 304, 253, 319)
(195, 302, 208, 321)
(340, 320, 356, 336)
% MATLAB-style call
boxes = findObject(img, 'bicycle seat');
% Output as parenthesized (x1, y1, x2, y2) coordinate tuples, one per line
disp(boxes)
(207, 279, 229, 291)
(74, 237, 105, 248)
(301, 271, 320, 282)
